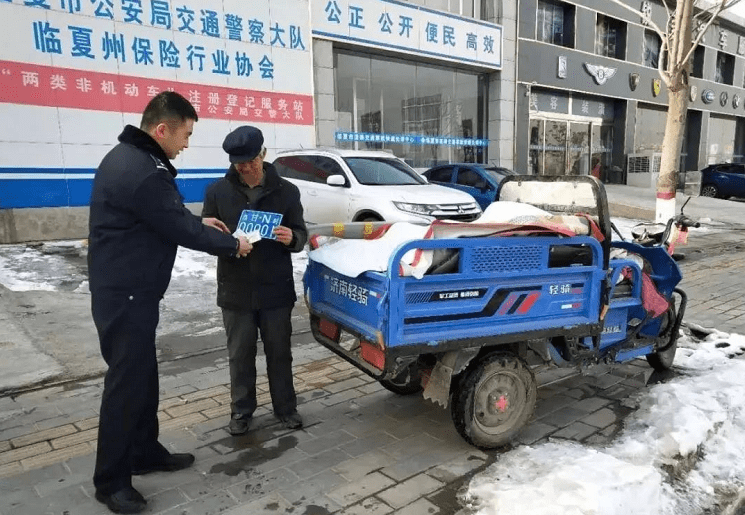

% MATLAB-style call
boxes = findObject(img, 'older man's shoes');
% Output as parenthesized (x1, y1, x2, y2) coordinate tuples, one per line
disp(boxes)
(277, 411, 303, 429)
(131, 452, 195, 475)
(95, 486, 146, 514)
(227, 414, 251, 435)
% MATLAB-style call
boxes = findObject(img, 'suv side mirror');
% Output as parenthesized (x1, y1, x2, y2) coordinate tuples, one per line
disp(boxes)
(326, 174, 346, 186)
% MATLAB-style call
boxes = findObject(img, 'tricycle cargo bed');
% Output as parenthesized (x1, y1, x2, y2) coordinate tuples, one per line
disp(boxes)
(305, 235, 605, 375)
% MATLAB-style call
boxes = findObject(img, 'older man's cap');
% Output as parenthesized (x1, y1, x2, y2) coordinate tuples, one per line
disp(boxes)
(223, 126, 264, 163)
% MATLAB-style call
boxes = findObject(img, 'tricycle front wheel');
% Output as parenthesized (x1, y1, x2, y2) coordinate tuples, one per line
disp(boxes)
(451, 352, 536, 449)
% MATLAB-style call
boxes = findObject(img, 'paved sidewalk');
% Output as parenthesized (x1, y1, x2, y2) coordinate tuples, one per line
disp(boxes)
(1, 346, 656, 515)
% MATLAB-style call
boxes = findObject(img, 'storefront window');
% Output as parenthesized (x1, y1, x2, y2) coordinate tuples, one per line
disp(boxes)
(334, 50, 487, 168)
(715, 51, 734, 85)
(537, 0, 575, 48)
(643, 30, 661, 69)
(529, 91, 615, 179)
(595, 15, 626, 59)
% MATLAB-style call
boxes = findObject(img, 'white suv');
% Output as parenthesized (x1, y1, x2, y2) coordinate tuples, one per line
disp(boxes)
(273, 148, 482, 224)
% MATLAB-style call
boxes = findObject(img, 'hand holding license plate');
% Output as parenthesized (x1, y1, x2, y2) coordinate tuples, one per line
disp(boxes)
(234, 210, 283, 241)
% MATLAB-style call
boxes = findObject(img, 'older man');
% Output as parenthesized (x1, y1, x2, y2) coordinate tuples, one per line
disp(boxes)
(202, 126, 308, 435)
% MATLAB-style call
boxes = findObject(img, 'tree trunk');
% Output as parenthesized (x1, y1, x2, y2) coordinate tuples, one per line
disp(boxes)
(655, 0, 693, 222)
(655, 85, 688, 222)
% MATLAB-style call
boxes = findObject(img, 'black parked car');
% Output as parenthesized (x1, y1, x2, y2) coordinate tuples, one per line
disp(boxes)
(423, 163, 516, 210)
(700, 163, 745, 199)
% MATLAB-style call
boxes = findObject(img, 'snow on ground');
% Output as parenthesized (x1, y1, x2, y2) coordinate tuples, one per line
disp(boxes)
(464, 329, 745, 515)
(0, 242, 309, 339)
(0, 242, 309, 298)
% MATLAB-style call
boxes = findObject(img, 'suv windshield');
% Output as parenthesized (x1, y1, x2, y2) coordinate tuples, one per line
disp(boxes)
(344, 157, 427, 186)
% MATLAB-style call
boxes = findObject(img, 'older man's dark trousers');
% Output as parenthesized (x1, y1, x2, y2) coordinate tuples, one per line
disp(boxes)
(222, 306, 297, 418)
(91, 291, 169, 495)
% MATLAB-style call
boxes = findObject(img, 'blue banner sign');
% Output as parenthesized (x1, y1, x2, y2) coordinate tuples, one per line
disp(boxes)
(237, 209, 283, 240)
(335, 131, 488, 147)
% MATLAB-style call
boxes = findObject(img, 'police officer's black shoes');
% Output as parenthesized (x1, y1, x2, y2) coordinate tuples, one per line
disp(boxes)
(131, 452, 195, 475)
(227, 414, 251, 435)
(277, 411, 303, 430)
(95, 486, 146, 514)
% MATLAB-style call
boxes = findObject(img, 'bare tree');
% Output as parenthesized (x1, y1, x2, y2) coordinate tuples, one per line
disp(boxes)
(608, 0, 742, 221)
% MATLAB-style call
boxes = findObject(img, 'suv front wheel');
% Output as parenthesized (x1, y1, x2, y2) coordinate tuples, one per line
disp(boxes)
(354, 213, 383, 222)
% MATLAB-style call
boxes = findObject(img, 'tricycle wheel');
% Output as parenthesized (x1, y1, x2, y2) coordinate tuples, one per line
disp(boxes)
(451, 352, 536, 449)
(379, 368, 422, 395)
(646, 309, 677, 371)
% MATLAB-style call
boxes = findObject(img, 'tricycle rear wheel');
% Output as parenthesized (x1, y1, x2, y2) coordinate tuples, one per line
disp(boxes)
(451, 352, 536, 449)
(646, 309, 678, 371)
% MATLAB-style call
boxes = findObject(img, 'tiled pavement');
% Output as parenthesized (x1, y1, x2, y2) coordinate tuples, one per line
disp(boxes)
(0, 350, 654, 515)
(1, 227, 744, 515)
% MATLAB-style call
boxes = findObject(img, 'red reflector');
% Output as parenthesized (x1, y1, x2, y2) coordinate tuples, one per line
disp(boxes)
(319, 318, 340, 341)
(360, 340, 385, 370)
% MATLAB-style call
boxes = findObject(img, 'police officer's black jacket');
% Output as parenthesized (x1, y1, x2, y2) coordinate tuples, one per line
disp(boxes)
(202, 162, 308, 311)
(88, 125, 238, 297)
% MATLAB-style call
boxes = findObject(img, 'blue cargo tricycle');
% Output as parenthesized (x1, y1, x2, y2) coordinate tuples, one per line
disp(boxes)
(303, 176, 692, 449)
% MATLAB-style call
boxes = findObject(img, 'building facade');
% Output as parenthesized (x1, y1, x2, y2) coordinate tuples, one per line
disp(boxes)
(310, 0, 512, 171)
(515, 0, 745, 188)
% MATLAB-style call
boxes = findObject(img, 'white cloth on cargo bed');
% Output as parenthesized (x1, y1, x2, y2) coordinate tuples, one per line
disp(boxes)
(308, 202, 593, 279)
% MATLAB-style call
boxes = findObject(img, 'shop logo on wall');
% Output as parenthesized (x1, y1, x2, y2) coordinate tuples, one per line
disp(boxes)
(652, 78, 662, 96)
(629, 73, 640, 91)
(733, 94, 741, 109)
(701, 89, 715, 104)
(689, 85, 698, 102)
(557, 56, 567, 79)
(720, 91, 729, 107)
(584, 63, 617, 85)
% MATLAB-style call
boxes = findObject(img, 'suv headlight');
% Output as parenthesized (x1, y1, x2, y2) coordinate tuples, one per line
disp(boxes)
(392, 202, 439, 216)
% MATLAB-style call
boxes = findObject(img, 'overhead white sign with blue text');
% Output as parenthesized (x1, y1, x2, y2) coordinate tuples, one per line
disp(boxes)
(311, 0, 502, 69)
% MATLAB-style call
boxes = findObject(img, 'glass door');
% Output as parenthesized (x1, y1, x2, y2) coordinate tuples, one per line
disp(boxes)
(568, 122, 590, 176)
(543, 120, 567, 175)
(591, 124, 613, 181)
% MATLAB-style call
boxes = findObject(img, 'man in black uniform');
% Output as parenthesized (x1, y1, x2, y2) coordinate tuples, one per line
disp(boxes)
(202, 126, 307, 436)
(88, 92, 252, 514)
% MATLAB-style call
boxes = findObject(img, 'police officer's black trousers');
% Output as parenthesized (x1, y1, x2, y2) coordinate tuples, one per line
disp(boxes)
(91, 291, 169, 495)
(222, 305, 297, 418)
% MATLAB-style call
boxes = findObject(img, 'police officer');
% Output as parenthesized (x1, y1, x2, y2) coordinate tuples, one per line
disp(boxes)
(88, 92, 252, 514)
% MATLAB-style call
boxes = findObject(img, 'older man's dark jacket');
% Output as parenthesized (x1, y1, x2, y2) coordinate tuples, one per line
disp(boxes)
(88, 125, 237, 297)
(202, 162, 307, 311)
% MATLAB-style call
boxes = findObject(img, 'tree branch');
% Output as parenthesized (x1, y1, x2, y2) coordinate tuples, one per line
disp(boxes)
(605, 0, 667, 38)
(682, 0, 735, 65)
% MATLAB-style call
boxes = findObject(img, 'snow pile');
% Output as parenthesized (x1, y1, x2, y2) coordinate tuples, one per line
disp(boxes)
(464, 329, 745, 515)
(467, 443, 663, 515)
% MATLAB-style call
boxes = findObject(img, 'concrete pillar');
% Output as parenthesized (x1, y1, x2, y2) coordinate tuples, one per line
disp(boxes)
(704, 47, 717, 82)
(626, 25, 644, 65)
(487, 0, 517, 169)
(698, 111, 711, 169)
(313, 39, 336, 147)
(575, 6, 596, 54)
(620, 100, 637, 183)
